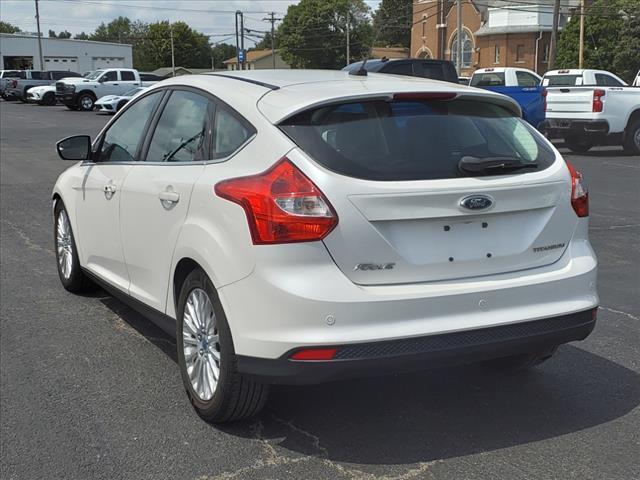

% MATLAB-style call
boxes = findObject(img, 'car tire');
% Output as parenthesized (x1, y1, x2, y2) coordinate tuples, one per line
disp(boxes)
(176, 268, 269, 423)
(54, 201, 94, 293)
(42, 92, 56, 106)
(485, 346, 558, 371)
(564, 135, 593, 153)
(77, 93, 95, 111)
(65, 104, 78, 111)
(623, 119, 640, 155)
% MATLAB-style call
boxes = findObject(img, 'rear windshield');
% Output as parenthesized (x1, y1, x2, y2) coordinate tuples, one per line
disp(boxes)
(470, 73, 505, 87)
(543, 75, 582, 86)
(279, 99, 555, 181)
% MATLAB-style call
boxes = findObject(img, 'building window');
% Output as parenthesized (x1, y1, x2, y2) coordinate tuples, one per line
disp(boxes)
(451, 30, 473, 68)
(542, 44, 549, 63)
(422, 21, 426, 38)
(516, 44, 525, 62)
(494, 44, 500, 64)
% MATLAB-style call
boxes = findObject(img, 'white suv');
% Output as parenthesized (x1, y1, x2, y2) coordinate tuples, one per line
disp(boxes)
(53, 71, 598, 423)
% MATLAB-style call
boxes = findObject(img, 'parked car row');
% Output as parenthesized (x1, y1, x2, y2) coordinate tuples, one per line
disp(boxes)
(1, 68, 159, 114)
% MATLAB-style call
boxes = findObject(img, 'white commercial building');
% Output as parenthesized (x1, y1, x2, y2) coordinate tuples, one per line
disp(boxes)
(0, 33, 132, 73)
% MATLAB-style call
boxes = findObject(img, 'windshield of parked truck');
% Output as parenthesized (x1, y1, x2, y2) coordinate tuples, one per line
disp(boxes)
(85, 70, 105, 80)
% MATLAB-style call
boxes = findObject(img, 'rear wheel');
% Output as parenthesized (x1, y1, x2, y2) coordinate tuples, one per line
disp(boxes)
(623, 119, 640, 155)
(485, 346, 558, 371)
(176, 268, 269, 423)
(77, 93, 95, 111)
(42, 92, 56, 106)
(54, 201, 93, 292)
(564, 135, 593, 153)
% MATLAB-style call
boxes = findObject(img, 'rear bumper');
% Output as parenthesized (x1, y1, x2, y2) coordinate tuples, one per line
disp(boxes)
(542, 118, 610, 136)
(238, 309, 597, 384)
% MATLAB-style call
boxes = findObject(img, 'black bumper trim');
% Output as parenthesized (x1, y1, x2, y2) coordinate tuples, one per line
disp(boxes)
(542, 119, 609, 135)
(237, 309, 596, 385)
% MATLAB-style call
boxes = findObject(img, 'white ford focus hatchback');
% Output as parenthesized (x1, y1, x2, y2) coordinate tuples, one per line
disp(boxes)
(53, 70, 598, 422)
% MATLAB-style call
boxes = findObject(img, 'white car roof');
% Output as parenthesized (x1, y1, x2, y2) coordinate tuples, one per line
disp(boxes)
(149, 69, 521, 124)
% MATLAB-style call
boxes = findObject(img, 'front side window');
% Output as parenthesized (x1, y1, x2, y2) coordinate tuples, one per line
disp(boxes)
(97, 92, 162, 162)
(279, 99, 554, 181)
(146, 90, 211, 162)
(102, 71, 117, 82)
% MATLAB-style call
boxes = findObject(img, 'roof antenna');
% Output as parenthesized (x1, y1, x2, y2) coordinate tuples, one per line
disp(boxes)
(349, 5, 383, 77)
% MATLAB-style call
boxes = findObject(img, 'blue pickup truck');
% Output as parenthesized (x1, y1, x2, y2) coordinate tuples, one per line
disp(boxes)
(470, 68, 546, 130)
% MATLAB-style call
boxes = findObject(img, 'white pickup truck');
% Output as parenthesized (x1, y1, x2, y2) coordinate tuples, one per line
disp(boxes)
(55, 68, 159, 111)
(541, 69, 640, 154)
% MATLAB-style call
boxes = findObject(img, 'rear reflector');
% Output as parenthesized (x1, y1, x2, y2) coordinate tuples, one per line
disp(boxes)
(290, 348, 338, 361)
(542, 88, 548, 112)
(566, 161, 589, 217)
(392, 92, 457, 101)
(214, 158, 338, 244)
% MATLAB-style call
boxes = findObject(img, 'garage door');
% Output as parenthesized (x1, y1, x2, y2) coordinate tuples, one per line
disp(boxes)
(44, 56, 79, 70)
(92, 57, 125, 69)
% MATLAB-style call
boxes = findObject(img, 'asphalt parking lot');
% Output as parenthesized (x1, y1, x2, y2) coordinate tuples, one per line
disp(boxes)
(1, 100, 638, 480)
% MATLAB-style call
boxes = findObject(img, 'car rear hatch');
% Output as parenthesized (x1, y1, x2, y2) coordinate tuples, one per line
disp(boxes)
(277, 92, 575, 286)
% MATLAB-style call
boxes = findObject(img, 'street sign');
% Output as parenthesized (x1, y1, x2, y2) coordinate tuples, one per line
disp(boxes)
(238, 49, 246, 63)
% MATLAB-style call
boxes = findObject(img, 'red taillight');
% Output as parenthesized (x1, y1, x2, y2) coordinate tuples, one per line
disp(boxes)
(542, 88, 548, 112)
(290, 348, 338, 361)
(214, 158, 338, 244)
(566, 161, 588, 217)
(592, 89, 605, 113)
(393, 92, 457, 101)
(10, 79, 17, 88)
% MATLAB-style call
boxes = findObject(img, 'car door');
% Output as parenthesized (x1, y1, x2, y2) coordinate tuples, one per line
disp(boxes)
(75, 91, 164, 292)
(119, 88, 213, 312)
(99, 70, 120, 96)
(119, 70, 140, 89)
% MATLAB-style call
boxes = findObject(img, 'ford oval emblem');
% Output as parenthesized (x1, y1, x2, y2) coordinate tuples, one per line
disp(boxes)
(460, 195, 494, 211)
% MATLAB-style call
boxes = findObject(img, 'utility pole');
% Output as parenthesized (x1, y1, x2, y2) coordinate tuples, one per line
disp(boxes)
(456, 0, 462, 74)
(170, 23, 175, 77)
(549, 0, 561, 70)
(263, 12, 281, 69)
(579, 0, 585, 68)
(240, 12, 245, 70)
(346, 1, 350, 65)
(34, 0, 44, 70)
(235, 11, 241, 70)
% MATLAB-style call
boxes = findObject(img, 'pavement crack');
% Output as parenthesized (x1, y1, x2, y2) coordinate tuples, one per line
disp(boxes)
(271, 414, 329, 457)
(600, 306, 639, 321)
(2, 220, 55, 257)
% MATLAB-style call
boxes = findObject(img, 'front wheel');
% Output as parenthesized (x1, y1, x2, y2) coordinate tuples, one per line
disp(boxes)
(623, 119, 640, 155)
(54, 201, 93, 292)
(176, 268, 269, 423)
(77, 93, 95, 111)
(564, 135, 593, 153)
(42, 92, 56, 106)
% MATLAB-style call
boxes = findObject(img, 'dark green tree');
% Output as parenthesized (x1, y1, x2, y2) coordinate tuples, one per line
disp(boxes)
(74, 32, 90, 40)
(251, 31, 278, 50)
(0, 21, 20, 34)
(277, 0, 373, 69)
(211, 43, 236, 69)
(137, 21, 212, 71)
(556, 0, 640, 83)
(49, 30, 72, 39)
(48, 29, 57, 38)
(91, 16, 133, 43)
(372, 0, 412, 47)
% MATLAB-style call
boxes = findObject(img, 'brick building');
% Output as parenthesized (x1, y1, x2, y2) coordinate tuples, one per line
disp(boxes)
(411, 0, 579, 76)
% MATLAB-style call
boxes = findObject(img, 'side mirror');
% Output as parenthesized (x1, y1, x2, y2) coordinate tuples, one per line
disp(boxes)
(57, 135, 91, 161)
(98, 76, 106, 83)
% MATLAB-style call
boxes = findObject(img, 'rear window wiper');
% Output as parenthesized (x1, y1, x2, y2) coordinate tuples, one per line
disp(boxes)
(458, 156, 538, 175)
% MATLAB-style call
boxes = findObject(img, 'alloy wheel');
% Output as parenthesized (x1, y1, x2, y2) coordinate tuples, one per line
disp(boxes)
(56, 210, 73, 280)
(182, 288, 220, 401)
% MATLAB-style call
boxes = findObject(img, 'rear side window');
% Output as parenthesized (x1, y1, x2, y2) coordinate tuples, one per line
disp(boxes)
(470, 73, 505, 87)
(213, 106, 253, 158)
(30, 71, 45, 80)
(121, 71, 135, 81)
(595, 73, 623, 87)
(543, 75, 582, 86)
(383, 63, 414, 76)
(279, 99, 555, 181)
(516, 71, 540, 86)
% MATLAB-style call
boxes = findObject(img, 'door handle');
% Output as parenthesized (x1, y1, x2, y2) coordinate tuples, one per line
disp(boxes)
(103, 183, 116, 199)
(159, 189, 180, 209)
(112, 83, 119, 86)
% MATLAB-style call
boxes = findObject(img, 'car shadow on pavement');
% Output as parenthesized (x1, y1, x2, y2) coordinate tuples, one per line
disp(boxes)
(97, 295, 639, 465)
(225, 346, 640, 464)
